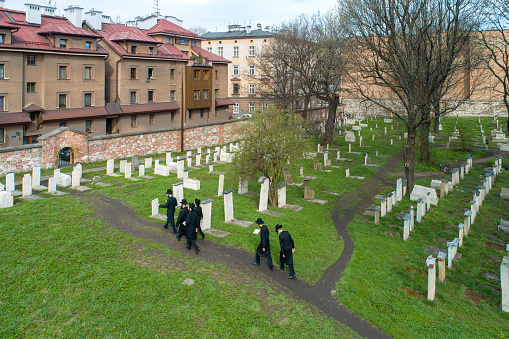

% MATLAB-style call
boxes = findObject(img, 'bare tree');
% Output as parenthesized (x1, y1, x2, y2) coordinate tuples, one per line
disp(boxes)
(480, 0, 509, 133)
(188, 26, 208, 36)
(339, 0, 482, 190)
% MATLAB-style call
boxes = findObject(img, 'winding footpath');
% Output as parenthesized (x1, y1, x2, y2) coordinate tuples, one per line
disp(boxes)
(81, 153, 405, 339)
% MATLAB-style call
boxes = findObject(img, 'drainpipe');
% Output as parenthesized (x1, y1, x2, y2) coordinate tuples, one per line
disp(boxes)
(180, 68, 184, 152)
(115, 57, 122, 102)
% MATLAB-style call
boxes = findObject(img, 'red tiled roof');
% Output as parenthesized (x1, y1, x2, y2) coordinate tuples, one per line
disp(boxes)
(158, 43, 190, 60)
(215, 98, 234, 107)
(41, 107, 109, 122)
(120, 102, 180, 114)
(0, 9, 107, 55)
(0, 112, 32, 125)
(24, 104, 44, 112)
(192, 46, 231, 63)
(101, 23, 159, 43)
(36, 21, 101, 38)
(147, 19, 203, 39)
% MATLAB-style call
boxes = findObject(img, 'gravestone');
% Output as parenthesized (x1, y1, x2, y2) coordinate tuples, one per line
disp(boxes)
(403, 214, 411, 241)
(145, 157, 153, 169)
(258, 176, 269, 212)
(48, 177, 57, 193)
(173, 182, 184, 207)
(502, 257, 509, 312)
(195, 153, 201, 166)
(209, 163, 214, 173)
(458, 223, 464, 247)
(183, 169, 189, 179)
(187, 156, 192, 167)
(6, 172, 14, 192)
(201, 199, 213, 231)
(184, 178, 200, 190)
(410, 185, 438, 205)
(437, 252, 447, 282)
(154, 163, 170, 176)
(238, 178, 248, 194)
(213, 151, 218, 162)
(380, 198, 387, 217)
(32, 167, 41, 188)
(22, 174, 32, 197)
(426, 256, 437, 301)
(165, 151, 172, 164)
(72, 170, 81, 187)
(205, 153, 210, 164)
(218, 173, 225, 196)
(387, 193, 393, 213)
(277, 184, 287, 208)
(396, 178, 403, 201)
(125, 163, 132, 179)
(132, 155, 140, 171)
(345, 131, 356, 142)
(119, 158, 127, 173)
(177, 158, 185, 179)
(54, 169, 71, 187)
(223, 189, 235, 222)
(346, 167, 350, 177)
(304, 179, 314, 200)
(107, 159, 115, 175)
(150, 198, 166, 220)
(0, 191, 13, 208)
(139, 164, 145, 177)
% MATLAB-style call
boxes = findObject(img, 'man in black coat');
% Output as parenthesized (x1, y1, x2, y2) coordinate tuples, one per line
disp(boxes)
(276, 224, 296, 279)
(175, 199, 188, 241)
(252, 218, 274, 270)
(194, 198, 205, 240)
(185, 203, 200, 254)
(159, 189, 178, 233)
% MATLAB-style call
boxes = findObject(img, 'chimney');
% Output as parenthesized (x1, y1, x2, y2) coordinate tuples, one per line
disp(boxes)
(265, 26, 270, 31)
(246, 25, 251, 34)
(101, 14, 112, 24)
(257, 23, 262, 30)
(0, 0, 5, 9)
(85, 9, 103, 30)
(41, 5, 56, 17)
(64, 6, 83, 27)
(25, 3, 42, 25)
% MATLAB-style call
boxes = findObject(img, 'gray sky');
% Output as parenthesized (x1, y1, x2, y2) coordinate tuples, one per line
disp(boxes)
(8, 0, 338, 32)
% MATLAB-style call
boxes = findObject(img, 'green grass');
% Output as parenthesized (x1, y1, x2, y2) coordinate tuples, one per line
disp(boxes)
(0, 196, 359, 338)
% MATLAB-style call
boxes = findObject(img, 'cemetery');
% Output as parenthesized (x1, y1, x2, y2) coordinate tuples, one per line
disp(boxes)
(1, 114, 508, 337)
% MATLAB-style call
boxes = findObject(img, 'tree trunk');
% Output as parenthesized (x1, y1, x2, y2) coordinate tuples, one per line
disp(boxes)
(301, 95, 310, 119)
(433, 115, 440, 134)
(324, 98, 338, 145)
(405, 126, 417, 193)
(419, 120, 431, 163)
(269, 182, 278, 207)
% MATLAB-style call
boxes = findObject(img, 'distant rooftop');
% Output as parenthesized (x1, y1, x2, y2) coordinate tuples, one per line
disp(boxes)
(203, 24, 274, 40)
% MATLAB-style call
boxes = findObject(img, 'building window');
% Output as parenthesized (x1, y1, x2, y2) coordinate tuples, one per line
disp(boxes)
(170, 69, 175, 79)
(130, 68, 137, 79)
(58, 66, 67, 79)
(200, 109, 204, 118)
(188, 110, 192, 119)
(233, 65, 239, 76)
(0, 96, 4, 111)
(203, 70, 210, 80)
(249, 66, 255, 76)
(84, 66, 92, 79)
(249, 103, 255, 114)
(166, 37, 171, 43)
(130, 91, 137, 103)
(176, 39, 188, 45)
(249, 83, 255, 95)
(148, 67, 154, 79)
(218, 46, 223, 57)
(1, 127, 6, 143)
(233, 84, 240, 95)
(0, 34, 4, 44)
(207, 47, 212, 53)
(149, 47, 154, 55)
(148, 90, 154, 102)
(131, 115, 137, 127)
(131, 45, 137, 54)
(262, 103, 268, 111)
(85, 120, 92, 132)
(233, 103, 239, 113)
(149, 113, 154, 125)
(194, 90, 200, 100)
(27, 82, 36, 92)
(191, 41, 196, 47)
(203, 89, 209, 99)
(215, 89, 219, 97)
(27, 55, 36, 65)
(85, 41, 92, 50)
(194, 69, 200, 79)
(233, 46, 239, 57)
(59, 122, 68, 127)
(60, 39, 67, 48)
(171, 111, 175, 122)
(215, 70, 218, 79)
(58, 94, 67, 108)
(84, 93, 92, 106)
(249, 46, 255, 56)
(170, 90, 176, 101)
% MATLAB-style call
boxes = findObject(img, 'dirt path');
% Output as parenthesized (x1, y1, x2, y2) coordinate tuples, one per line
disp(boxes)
(80, 154, 405, 338)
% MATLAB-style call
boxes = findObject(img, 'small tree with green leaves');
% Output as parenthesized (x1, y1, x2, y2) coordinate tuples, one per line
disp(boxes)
(231, 108, 310, 207)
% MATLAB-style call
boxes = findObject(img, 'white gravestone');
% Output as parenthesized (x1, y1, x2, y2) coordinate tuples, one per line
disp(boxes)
(403, 214, 411, 241)
(173, 182, 184, 207)
(426, 256, 437, 301)
(410, 185, 438, 206)
(218, 173, 225, 196)
(258, 176, 269, 212)
(32, 167, 41, 187)
(74, 163, 83, 179)
(238, 178, 248, 194)
(72, 170, 80, 187)
(201, 199, 213, 231)
(125, 163, 132, 178)
(6, 173, 15, 192)
(145, 157, 153, 169)
(107, 159, 114, 175)
(54, 169, 71, 187)
(502, 257, 509, 312)
(223, 189, 235, 222)
(0, 191, 13, 208)
(119, 159, 127, 173)
(177, 158, 185, 179)
(278, 184, 287, 208)
(154, 164, 170, 176)
(22, 174, 32, 197)
(184, 178, 201, 190)
(166, 151, 172, 164)
(187, 156, 192, 167)
(48, 177, 57, 193)
(139, 164, 145, 177)
(396, 178, 403, 201)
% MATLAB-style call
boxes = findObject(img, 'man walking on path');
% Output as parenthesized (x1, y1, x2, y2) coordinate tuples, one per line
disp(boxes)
(159, 189, 178, 234)
(185, 203, 200, 254)
(276, 224, 296, 279)
(252, 218, 274, 270)
(175, 199, 188, 241)
(194, 198, 205, 240)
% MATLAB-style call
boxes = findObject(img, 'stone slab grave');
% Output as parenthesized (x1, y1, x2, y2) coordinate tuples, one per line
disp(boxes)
(345, 131, 356, 142)
(277, 184, 303, 211)
(54, 169, 71, 188)
(220, 152, 234, 163)
(183, 178, 201, 190)
(92, 175, 112, 187)
(154, 163, 170, 176)
(0, 191, 14, 208)
(106, 159, 121, 177)
(200, 199, 230, 237)
(150, 198, 167, 220)
(258, 176, 283, 217)
(31, 167, 46, 191)
(222, 188, 253, 227)
(410, 185, 438, 206)
(501, 188, 509, 200)
(499, 219, 509, 233)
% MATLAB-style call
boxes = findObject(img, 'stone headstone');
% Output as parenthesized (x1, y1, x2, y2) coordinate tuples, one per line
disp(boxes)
(410, 185, 438, 206)
(218, 173, 225, 196)
(48, 177, 57, 193)
(166, 151, 172, 164)
(184, 178, 201, 190)
(502, 257, 509, 312)
(107, 159, 114, 175)
(22, 174, 32, 197)
(72, 170, 80, 187)
(92, 176, 101, 184)
(0, 191, 13, 208)
(258, 176, 269, 211)
(345, 131, 356, 142)
(125, 163, 132, 178)
(6, 172, 15, 192)
(139, 165, 145, 177)
(145, 157, 153, 169)
(278, 184, 287, 208)
(238, 178, 248, 194)
(201, 199, 213, 231)
(173, 182, 184, 207)
(177, 158, 185, 179)
(132, 155, 140, 171)
(32, 167, 41, 187)
(119, 159, 127, 173)
(304, 179, 314, 200)
(223, 188, 235, 222)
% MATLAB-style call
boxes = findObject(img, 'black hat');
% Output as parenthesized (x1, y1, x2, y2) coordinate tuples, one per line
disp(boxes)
(275, 224, 283, 232)
(180, 199, 187, 205)
(189, 203, 195, 210)
(166, 189, 173, 195)
(255, 217, 264, 225)
(195, 198, 201, 205)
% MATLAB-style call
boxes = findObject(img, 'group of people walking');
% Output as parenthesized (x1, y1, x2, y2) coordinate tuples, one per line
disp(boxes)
(159, 189, 205, 255)
(158, 190, 296, 278)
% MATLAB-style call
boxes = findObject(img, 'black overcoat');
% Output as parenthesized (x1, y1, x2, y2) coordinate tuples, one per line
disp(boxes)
(186, 210, 198, 240)
(279, 230, 295, 265)
(159, 196, 177, 217)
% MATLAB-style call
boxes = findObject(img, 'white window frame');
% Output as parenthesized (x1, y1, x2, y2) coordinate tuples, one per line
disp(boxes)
(233, 46, 239, 57)
(233, 65, 239, 76)
(233, 103, 239, 113)
(249, 65, 255, 76)
(218, 46, 223, 57)
(249, 103, 255, 114)
(249, 83, 255, 95)
(249, 46, 255, 57)
(207, 47, 212, 53)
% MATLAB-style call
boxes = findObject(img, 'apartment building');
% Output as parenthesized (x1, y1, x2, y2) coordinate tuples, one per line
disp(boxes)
(0, 4, 232, 149)
(203, 24, 273, 115)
